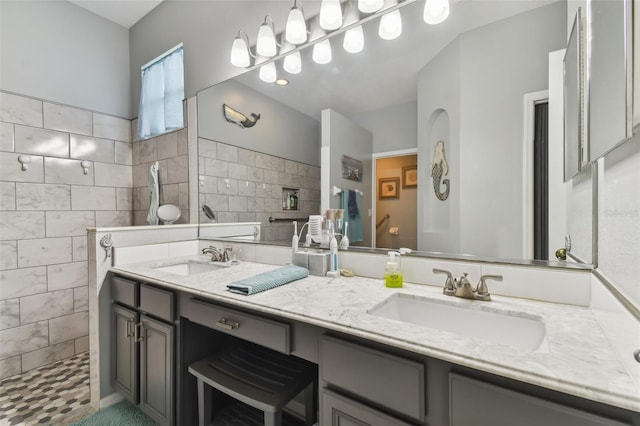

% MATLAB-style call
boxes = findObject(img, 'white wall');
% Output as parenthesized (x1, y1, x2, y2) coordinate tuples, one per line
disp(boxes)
(0, 1, 130, 118)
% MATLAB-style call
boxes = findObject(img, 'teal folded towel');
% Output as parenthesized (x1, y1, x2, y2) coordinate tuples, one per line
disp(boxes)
(227, 265, 309, 295)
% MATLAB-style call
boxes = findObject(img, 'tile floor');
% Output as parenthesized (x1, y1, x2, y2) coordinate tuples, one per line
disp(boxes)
(0, 352, 92, 425)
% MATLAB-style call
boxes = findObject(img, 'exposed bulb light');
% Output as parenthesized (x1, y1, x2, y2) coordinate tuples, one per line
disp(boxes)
(378, 8, 402, 40)
(286, 0, 308, 44)
(283, 51, 302, 74)
(343, 25, 364, 53)
(319, 0, 343, 31)
(259, 61, 277, 83)
(358, 0, 383, 13)
(230, 30, 251, 67)
(276, 79, 289, 86)
(424, 0, 450, 24)
(313, 39, 332, 64)
(256, 16, 278, 57)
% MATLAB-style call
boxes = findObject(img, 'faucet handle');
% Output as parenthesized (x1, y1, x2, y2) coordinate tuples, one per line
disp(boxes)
(433, 269, 455, 296)
(475, 275, 503, 301)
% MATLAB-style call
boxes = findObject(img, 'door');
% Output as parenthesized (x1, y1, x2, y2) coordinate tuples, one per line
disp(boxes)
(111, 304, 139, 403)
(321, 390, 412, 426)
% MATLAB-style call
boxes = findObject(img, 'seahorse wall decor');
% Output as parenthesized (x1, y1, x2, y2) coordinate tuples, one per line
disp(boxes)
(431, 140, 450, 201)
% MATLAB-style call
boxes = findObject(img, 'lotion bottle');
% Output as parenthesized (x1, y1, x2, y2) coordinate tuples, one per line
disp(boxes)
(384, 251, 403, 288)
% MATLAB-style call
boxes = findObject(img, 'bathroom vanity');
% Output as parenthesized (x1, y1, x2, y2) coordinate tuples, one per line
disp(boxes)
(106, 256, 640, 426)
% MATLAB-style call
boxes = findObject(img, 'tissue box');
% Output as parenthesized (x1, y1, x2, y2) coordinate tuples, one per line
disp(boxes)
(294, 250, 329, 276)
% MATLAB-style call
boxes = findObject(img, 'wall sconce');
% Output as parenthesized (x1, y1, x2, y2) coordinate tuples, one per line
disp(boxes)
(17, 155, 31, 171)
(286, 0, 308, 44)
(230, 30, 254, 67)
(80, 160, 91, 175)
(257, 16, 279, 57)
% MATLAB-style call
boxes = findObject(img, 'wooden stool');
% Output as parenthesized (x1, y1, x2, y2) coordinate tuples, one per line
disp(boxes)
(188, 344, 316, 426)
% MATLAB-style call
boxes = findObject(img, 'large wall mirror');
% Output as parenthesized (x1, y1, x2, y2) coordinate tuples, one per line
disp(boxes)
(196, 0, 596, 267)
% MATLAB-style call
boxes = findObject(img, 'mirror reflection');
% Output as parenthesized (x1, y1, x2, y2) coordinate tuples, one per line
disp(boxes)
(197, 0, 594, 265)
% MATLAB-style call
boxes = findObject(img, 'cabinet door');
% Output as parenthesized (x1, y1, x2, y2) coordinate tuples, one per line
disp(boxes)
(321, 389, 412, 426)
(139, 314, 174, 426)
(111, 304, 138, 403)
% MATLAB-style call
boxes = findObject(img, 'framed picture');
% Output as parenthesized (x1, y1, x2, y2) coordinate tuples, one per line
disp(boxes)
(402, 166, 418, 188)
(342, 155, 363, 182)
(379, 177, 399, 199)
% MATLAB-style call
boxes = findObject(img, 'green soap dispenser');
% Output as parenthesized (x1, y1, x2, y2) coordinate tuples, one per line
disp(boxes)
(384, 251, 403, 288)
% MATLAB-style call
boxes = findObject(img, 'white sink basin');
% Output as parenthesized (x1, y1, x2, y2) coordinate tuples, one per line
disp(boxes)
(153, 261, 229, 276)
(368, 294, 548, 352)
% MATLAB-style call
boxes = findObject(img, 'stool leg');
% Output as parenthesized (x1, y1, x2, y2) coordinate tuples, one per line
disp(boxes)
(303, 382, 315, 426)
(197, 378, 213, 426)
(264, 410, 282, 426)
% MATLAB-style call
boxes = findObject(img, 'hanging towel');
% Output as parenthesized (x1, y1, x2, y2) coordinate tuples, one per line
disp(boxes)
(147, 161, 160, 225)
(227, 265, 309, 295)
(341, 190, 364, 243)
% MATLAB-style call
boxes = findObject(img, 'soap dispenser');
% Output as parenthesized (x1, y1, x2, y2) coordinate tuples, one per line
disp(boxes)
(384, 251, 403, 288)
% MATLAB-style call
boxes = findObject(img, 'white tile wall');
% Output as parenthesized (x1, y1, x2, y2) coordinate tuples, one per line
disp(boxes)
(45, 157, 95, 186)
(0, 320, 48, 359)
(0, 299, 20, 330)
(0, 92, 43, 127)
(0, 122, 15, 152)
(21, 340, 75, 372)
(0, 241, 18, 270)
(94, 162, 132, 187)
(0, 211, 45, 239)
(0, 182, 16, 210)
(49, 311, 88, 345)
(43, 103, 92, 136)
(15, 125, 69, 158)
(0, 357, 21, 380)
(18, 237, 73, 267)
(93, 113, 130, 142)
(0, 152, 44, 183)
(48, 262, 88, 291)
(20, 289, 74, 324)
(70, 134, 115, 163)
(71, 186, 116, 210)
(16, 183, 70, 210)
(45, 211, 95, 237)
(0, 267, 47, 299)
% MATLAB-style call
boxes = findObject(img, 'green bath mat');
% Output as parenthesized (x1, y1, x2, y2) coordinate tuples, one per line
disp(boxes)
(71, 400, 157, 425)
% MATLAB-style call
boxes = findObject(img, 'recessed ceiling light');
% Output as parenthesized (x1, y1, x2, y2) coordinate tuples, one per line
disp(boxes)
(275, 79, 289, 86)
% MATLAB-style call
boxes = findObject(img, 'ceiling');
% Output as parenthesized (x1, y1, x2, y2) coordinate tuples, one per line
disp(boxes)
(67, 0, 163, 28)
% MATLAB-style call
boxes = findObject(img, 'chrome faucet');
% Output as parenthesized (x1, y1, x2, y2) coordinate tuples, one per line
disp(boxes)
(433, 269, 503, 301)
(202, 246, 229, 262)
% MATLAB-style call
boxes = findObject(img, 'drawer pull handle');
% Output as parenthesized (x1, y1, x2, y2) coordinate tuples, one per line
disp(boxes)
(216, 317, 239, 330)
(134, 322, 144, 342)
(126, 318, 135, 337)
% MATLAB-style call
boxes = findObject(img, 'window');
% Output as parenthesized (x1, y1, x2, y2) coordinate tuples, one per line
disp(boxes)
(137, 44, 184, 140)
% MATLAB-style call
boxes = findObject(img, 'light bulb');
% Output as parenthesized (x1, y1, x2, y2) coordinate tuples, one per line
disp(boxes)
(378, 9, 402, 40)
(259, 61, 277, 83)
(283, 51, 302, 74)
(230, 33, 250, 67)
(358, 0, 383, 13)
(424, 0, 449, 24)
(256, 17, 277, 57)
(286, 4, 307, 44)
(343, 25, 364, 53)
(313, 39, 332, 64)
(320, 0, 343, 30)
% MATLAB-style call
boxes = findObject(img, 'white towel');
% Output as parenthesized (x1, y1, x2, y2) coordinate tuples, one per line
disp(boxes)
(147, 161, 160, 225)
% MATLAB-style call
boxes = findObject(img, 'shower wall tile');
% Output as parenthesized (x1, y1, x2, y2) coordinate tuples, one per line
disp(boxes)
(161, 184, 179, 206)
(0, 299, 20, 330)
(20, 289, 74, 324)
(95, 210, 132, 227)
(72, 237, 88, 262)
(217, 143, 238, 162)
(47, 262, 88, 291)
(16, 183, 70, 210)
(0, 242, 17, 270)
(131, 140, 140, 164)
(116, 188, 133, 211)
(177, 129, 188, 156)
(229, 163, 248, 180)
(94, 162, 132, 187)
(75, 336, 89, 354)
(0, 356, 21, 379)
(0, 182, 16, 210)
(45, 157, 94, 186)
(178, 183, 189, 209)
(199, 138, 217, 158)
(167, 155, 188, 183)
(133, 187, 149, 211)
(0, 152, 44, 183)
(18, 238, 72, 267)
(0, 211, 45, 239)
(0, 92, 43, 127)
(133, 163, 149, 188)
(138, 138, 157, 163)
(73, 286, 88, 312)
(115, 141, 132, 165)
(205, 158, 228, 177)
(93, 113, 130, 142)
(238, 181, 256, 197)
(43, 103, 92, 136)
(1, 122, 15, 152)
(21, 340, 75, 372)
(45, 211, 95, 237)
(0, 267, 47, 300)
(70, 134, 114, 163)
(71, 186, 115, 211)
(238, 148, 256, 166)
(0, 320, 48, 359)
(49, 311, 88, 345)
(15, 125, 69, 158)
(218, 178, 237, 195)
(157, 132, 178, 159)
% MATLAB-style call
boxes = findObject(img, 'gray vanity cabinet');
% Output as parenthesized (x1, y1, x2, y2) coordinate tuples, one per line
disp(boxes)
(110, 275, 175, 426)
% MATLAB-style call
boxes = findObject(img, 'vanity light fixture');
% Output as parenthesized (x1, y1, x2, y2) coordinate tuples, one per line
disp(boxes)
(378, 3, 402, 40)
(276, 78, 290, 86)
(310, 18, 332, 64)
(358, 0, 383, 13)
(230, 30, 253, 67)
(423, 0, 450, 24)
(17, 155, 31, 171)
(343, 0, 364, 53)
(80, 160, 91, 175)
(259, 59, 277, 83)
(257, 16, 278, 57)
(286, 0, 308, 44)
(283, 50, 302, 74)
(320, 0, 343, 31)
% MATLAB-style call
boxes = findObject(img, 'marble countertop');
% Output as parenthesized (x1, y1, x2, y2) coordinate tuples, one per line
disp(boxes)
(111, 256, 640, 412)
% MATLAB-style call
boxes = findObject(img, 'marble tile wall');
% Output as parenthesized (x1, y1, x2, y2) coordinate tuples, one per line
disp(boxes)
(0, 91, 132, 378)
(198, 137, 321, 242)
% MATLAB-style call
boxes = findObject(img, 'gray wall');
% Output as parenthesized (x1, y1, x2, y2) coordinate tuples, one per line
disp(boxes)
(0, 1, 131, 118)
(351, 101, 418, 154)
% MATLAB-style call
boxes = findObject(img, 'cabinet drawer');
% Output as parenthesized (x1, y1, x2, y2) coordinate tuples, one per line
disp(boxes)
(320, 335, 425, 422)
(321, 389, 412, 426)
(185, 298, 290, 354)
(140, 284, 175, 322)
(112, 275, 139, 308)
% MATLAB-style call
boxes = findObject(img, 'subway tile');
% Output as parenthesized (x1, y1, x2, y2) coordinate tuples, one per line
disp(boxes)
(248, 167, 264, 182)
(167, 155, 188, 183)
(21, 340, 75, 372)
(157, 132, 178, 159)
(20, 289, 74, 324)
(198, 138, 217, 158)
(177, 129, 188, 156)
(93, 113, 131, 142)
(160, 183, 179, 206)
(49, 311, 88, 345)
(0, 152, 44, 183)
(116, 188, 132, 211)
(96, 210, 132, 227)
(44, 157, 94, 186)
(71, 186, 115, 210)
(217, 212, 238, 222)
(15, 125, 69, 158)
(43, 102, 92, 136)
(0, 182, 15, 210)
(132, 163, 149, 188)
(0, 242, 17, 270)
(115, 141, 132, 165)
(0, 122, 14, 151)
(0, 320, 48, 359)
(47, 261, 88, 291)
(238, 212, 257, 222)
(285, 160, 299, 174)
(75, 336, 89, 354)
(238, 148, 256, 166)
(218, 178, 238, 195)
(138, 137, 157, 163)
(0, 299, 20, 330)
(229, 196, 247, 212)
(133, 187, 149, 211)
(238, 181, 256, 197)
(229, 163, 248, 180)
(0, 356, 21, 379)
(263, 169, 279, 184)
(205, 194, 228, 212)
(94, 162, 132, 188)
(132, 139, 140, 164)
(217, 143, 238, 162)
(247, 197, 265, 213)
(45, 211, 95, 237)
(18, 237, 72, 267)
(205, 158, 228, 177)
(0, 211, 45, 239)
(70, 134, 114, 163)
(72, 236, 88, 262)
(178, 183, 189, 209)
(0, 266, 47, 300)
(0, 92, 43, 127)
(16, 183, 70, 210)
(74, 286, 88, 312)
(133, 210, 147, 226)
(157, 159, 168, 183)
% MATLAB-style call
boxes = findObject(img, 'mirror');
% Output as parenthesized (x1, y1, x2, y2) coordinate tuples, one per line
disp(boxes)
(197, 0, 595, 266)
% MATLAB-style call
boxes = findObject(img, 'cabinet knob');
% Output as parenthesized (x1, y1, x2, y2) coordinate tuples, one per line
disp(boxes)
(216, 317, 240, 330)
